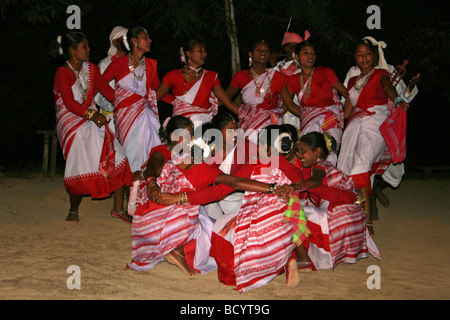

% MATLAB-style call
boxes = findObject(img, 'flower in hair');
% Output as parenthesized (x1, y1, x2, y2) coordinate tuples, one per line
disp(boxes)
(273, 132, 293, 153)
(179, 47, 186, 64)
(189, 137, 212, 158)
(323, 131, 333, 152)
(162, 117, 171, 130)
(57, 35, 63, 54)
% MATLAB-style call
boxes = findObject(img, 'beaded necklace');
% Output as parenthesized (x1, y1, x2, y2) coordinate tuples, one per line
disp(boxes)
(128, 53, 146, 81)
(66, 60, 90, 103)
(250, 67, 270, 97)
(354, 68, 375, 93)
(299, 68, 314, 101)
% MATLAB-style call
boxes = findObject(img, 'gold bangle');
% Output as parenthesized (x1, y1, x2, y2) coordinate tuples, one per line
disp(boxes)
(84, 109, 96, 120)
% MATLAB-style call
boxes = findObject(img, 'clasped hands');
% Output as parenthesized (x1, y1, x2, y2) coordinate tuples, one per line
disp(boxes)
(141, 182, 309, 206)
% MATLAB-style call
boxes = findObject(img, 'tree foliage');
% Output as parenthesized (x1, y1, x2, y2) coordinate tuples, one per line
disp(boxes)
(0, 0, 448, 169)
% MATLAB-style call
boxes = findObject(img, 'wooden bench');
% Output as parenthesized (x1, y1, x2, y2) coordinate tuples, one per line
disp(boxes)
(417, 166, 450, 178)
(37, 130, 58, 176)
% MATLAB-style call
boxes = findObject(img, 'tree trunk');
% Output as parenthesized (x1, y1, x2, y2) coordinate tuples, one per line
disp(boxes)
(224, 0, 240, 77)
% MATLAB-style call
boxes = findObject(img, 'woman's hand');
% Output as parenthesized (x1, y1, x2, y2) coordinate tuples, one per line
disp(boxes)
(147, 185, 162, 202)
(398, 100, 410, 111)
(91, 112, 108, 127)
(408, 73, 420, 92)
(157, 193, 178, 205)
(133, 170, 144, 181)
(275, 185, 295, 199)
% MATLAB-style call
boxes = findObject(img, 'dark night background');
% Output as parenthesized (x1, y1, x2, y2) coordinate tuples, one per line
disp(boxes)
(0, 0, 448, 174)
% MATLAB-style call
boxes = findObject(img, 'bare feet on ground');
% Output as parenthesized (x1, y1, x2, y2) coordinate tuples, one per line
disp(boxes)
(166, 247, 197, 277)
(65, 212, 79, 223)
(285, 258, 300, 287)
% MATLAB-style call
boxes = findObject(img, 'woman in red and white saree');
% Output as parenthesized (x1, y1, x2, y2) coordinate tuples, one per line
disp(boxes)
(287, 41, 348, 165)
(294, 132, 380, 270)
(53, 32, 132, 222)
(156, 39, 239, 129)
(127, 145, 281, 277)
(226, 40, 301, 142)
(103, 27, 172, 173)
(337, 40, 409, 235)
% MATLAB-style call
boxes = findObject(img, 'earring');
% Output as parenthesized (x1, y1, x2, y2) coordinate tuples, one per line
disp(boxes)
(248, 57, 253, 67)
(135, 42, 137, 47)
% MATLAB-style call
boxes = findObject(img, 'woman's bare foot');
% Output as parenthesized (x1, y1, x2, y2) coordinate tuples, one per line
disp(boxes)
(65, 211, 79, 223)
(166, 247, 197, 277)
(285, 258, 300, 287)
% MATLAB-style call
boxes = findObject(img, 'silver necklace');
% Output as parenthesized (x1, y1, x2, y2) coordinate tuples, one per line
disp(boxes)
(299, 68, 314, 101)
(128, 54, 146, 81)
(66, 60, 90, 102)
(354, 68, 375, 93)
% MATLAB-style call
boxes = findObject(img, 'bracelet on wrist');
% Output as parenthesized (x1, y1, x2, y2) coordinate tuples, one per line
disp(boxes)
(177, 192, 189, 205)
(267, 183, 278, 194)
(84, 109, 96, 120)
(354, 191, 365, 204)
(394, 96, 405, 106)
(146, 176, 157, 186)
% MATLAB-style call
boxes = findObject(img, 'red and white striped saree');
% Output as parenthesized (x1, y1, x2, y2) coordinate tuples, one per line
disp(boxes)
(54, 62, 132, 198)
(127, 154, 220, 274)
(233, 164, 295, 293)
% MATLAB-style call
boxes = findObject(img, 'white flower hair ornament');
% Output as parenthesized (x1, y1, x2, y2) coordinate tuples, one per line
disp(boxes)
(57, 35, 63, 55)
(189, 138, 214, 159)
(273, 132, 293, 154)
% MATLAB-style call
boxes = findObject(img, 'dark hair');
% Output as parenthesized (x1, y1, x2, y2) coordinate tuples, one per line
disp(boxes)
(50, 31, 86, 60)
(159, 115, 193, 143)
(281, 124, 299, 145)
(125, 26, 148, 52)
(183, 37, 206, 53)
(259, 124, 294, 155)
(211, 111, 237, 131)
(300, 131, 337, 160)
(354, 38, 379, 66)
(250, 39, 270, 53)
(295, 40, 314, 54)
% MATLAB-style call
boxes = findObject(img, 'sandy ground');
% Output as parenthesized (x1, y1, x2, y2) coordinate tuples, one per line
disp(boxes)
(1, 175, 449, 302)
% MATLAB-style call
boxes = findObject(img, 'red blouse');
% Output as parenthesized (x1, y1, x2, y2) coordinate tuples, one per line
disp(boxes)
(287, 66, 338, 108)
(230, 69, 288, 109)
(102, 55, 174, 104)
(54, 63, 114, 117)
(162, 69, 219, 108)
(348, 69, 389, 110)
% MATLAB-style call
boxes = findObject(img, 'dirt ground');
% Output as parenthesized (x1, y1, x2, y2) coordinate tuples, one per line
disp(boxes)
(1, 175, 449, 302)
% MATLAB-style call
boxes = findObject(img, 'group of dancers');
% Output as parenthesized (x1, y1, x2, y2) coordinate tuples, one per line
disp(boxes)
(51, 25, 419, 292)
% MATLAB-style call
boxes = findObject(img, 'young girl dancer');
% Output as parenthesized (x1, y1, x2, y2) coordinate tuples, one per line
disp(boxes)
(293, 132, 380, 270)
(52, 31, 132, 223)
(287, 40, 348, 165)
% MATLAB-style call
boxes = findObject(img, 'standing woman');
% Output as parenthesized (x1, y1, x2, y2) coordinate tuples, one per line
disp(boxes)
(337, 39, 410, 235)
(102, 26, 171, 173)
(226, 40, 300, 141)
(287, 39, 348, 165)
(52, 32, 133, 223)
(94, 25, 128, 133)
(156, 39, 240, 129)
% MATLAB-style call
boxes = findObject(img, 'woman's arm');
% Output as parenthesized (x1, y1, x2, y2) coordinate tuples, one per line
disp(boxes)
(138, 151, 166, 202)
(155, 81, 171, 101)
(280, 87, 301, 117)
(380, 73, 409, 111)
(225, 84, 240, 100)
(213, 83, 240, 115)
(343, 97, 353, 120)
(292, 166, 326, 191)
(333, 80, 349, 101)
